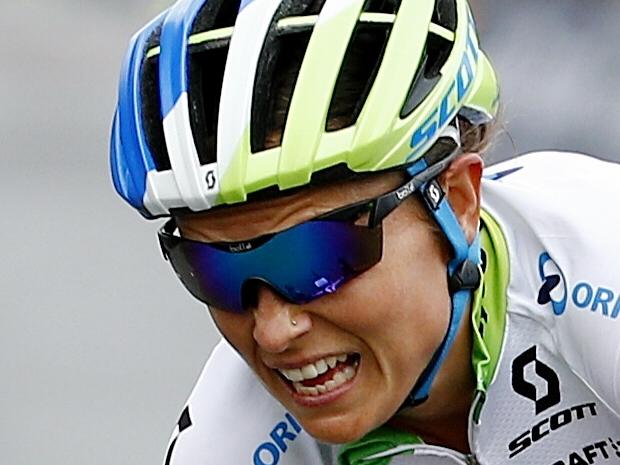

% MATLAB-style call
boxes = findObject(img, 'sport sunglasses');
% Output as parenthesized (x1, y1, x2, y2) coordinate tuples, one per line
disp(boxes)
(158, 142, 457, 313)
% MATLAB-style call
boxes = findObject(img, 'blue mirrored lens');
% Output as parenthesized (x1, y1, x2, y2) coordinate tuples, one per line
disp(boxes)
(161, 220, 383, 312)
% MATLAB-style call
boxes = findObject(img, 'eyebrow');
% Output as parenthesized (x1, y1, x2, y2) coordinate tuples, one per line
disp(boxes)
(175, 172, 404, 243)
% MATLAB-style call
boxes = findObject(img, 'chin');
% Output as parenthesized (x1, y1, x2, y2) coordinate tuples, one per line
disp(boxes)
(298, 413, 376, 445)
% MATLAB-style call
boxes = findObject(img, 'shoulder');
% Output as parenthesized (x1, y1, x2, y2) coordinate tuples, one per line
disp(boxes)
(480, 151, 619, 263)
(480, 151, 620, 416)
(482, 150, 620, 201)
(480, 151, 620, 331)
(163, 340, 329, 465)
(483, 150, 618, 181)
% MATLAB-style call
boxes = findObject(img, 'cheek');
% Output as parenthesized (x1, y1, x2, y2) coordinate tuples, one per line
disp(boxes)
(209, 310, 255, 357)
(347, 260, 450, 363)
(345, 215, 451, 365)
(377, 217, 450, 311)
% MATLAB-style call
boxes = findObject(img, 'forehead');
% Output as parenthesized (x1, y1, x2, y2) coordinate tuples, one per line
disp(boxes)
(177, 171, 404, 241)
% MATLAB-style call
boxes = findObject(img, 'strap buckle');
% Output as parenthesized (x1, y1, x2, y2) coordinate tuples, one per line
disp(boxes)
(449, 259, 481, 293)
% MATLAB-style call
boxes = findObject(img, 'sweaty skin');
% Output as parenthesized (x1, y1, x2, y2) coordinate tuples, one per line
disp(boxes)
(178, 154, 483, 451)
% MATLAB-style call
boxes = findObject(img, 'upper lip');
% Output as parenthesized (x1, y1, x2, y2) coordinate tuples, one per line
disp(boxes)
(263, 351, 357, 370)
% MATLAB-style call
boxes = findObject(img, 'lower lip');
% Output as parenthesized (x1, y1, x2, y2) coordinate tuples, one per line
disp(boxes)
(283, 362, 360, 408)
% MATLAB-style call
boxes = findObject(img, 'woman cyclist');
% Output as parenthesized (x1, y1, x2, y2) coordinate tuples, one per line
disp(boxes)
(110, 0, 620, 463)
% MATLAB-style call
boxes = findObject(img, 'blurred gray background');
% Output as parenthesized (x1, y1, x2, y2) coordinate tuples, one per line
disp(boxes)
(1, 1, 619, 464)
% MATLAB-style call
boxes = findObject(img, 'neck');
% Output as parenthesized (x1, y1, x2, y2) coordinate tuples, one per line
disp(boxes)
(388, 299, 475, 453)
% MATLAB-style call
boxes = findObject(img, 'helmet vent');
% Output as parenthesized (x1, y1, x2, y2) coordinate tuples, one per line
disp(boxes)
(326, 22, 392, 131)
(140, 2, 240, 171)
(270, 1, 328, 34)
(424, 32, 454, 79)
(303, 0, 328, 15)
(211, 0, 242, 29)
(191, 0, 242, 34)
(432, 0, 457, 32)
(276, 16, 319, 35)
(362, 0, 401, 14)
(272, 0, 328, 18)
(184, 1, 243, 166)
(251, 31, 313, 151)
(142, 25, 171, 172)
(250, 0, 323, 152)
(400, 32, 454, 118)
(188, 45, 230, 165)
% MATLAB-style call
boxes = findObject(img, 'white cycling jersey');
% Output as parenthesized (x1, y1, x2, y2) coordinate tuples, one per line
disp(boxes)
(163, 152, 620, 465)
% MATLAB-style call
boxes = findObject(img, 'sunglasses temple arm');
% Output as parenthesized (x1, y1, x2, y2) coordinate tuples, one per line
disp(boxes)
(158, 237, 170, 261)
(368, 177, 424, 228)
(369, 158, 453, 228)
(369, 196, 397, 228)
(158, 219, 178, 261)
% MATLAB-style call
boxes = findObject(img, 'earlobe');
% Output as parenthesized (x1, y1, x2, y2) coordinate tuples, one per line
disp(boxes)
(440, 153, 484, 243)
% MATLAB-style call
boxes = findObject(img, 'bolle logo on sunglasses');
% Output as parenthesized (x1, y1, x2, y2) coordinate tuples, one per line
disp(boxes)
(228, 242, 253, 253)
(396, 180, 416, 201)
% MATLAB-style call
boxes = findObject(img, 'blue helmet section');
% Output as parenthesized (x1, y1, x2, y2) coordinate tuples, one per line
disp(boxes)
(159, 0, 211, 117)
(239, 0, 257, 12)
(110, 12, 168, 216)
(111, 0, 220, 216)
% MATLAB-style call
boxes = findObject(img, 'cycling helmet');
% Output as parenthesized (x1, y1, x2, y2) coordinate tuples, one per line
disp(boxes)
(111, 0, 498, 218)
(110, 0, 499, 406)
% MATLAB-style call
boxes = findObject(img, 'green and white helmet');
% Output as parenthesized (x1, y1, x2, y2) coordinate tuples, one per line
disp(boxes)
(111, 0, 499, 218)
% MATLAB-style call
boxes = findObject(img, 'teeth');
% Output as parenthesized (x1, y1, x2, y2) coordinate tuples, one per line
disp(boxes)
(278, 354, 351, 382)
(315, 359, 328, 374)
(284, 368, 304, 382)
(301, 364, 318, 379)
(289, 358, 359, 396)
(343, 365, 356, 379)
(302, 386, 318, 396)
(333, 371, 346, 384)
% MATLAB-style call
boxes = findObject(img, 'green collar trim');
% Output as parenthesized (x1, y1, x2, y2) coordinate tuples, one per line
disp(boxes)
(471, 209, 509, 394)
(337, 209, 509, 463)
(338, 425, 421, 465)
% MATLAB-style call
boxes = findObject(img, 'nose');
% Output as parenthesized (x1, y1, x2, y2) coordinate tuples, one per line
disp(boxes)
(251, 285, 311, 353)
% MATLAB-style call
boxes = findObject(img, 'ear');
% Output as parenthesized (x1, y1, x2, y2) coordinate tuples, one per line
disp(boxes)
(439, 153, 484, 243)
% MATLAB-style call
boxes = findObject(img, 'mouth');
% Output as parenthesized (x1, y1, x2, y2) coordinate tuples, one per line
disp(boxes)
(275, 353, 360, 399)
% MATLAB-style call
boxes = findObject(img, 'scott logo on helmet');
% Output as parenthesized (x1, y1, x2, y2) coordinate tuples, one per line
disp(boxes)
(205, 169, 216, 190)
(409, 10, 479, 156)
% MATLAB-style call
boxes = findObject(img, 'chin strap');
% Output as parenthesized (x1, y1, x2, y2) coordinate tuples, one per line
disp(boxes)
(400, 166, 482, 408)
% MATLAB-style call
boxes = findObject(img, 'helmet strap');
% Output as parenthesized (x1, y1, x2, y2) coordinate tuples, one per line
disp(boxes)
(399, 171, 481, 408)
